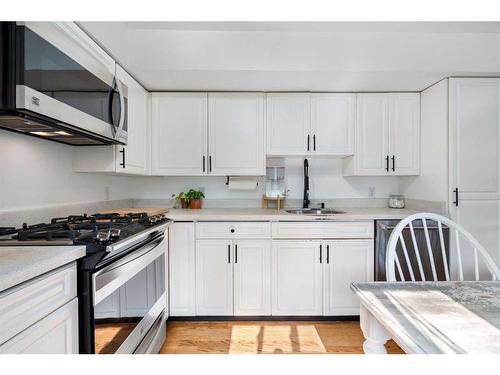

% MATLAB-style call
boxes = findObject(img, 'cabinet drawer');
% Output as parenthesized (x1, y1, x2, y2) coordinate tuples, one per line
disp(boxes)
(196, 222, 271, 239)
(0, 298, 78, 354)
(0, 263, 77, 345)
(271, 221, 374, 239)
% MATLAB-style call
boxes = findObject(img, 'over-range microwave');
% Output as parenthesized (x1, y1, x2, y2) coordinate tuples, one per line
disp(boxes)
(0, 22, 127, 145)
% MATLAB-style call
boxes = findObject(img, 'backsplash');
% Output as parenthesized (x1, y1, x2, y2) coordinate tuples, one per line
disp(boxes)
(130, 158, 400, 201)
(0, 130, 134, 213)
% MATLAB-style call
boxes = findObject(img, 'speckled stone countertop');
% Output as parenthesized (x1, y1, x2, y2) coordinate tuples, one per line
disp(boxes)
(0, 246, 86, 293)
(165, 207, 418, 222)
(351, 281, 500, 354)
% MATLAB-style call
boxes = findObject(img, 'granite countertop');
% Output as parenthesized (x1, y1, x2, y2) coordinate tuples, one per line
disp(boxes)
(0, 246, 86, 293)
(351, 281, 500, 354)
(164, 207, 419, 221)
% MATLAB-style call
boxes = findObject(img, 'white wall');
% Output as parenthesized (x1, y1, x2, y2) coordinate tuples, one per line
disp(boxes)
(0, 130, 133, 212)
(131, 158, 400, 201)
(0, 130, 400, 213)
(400, 79, 449, 206)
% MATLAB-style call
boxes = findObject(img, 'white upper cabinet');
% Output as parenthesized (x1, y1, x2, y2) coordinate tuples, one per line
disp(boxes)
(388, 94, 421, 176)
(267, 93, 311, 155)
(114, 65, 150, 175)
(73, 65, 150, 175)
(310, 93, 355, 156)
(208, 93, 265, 176)
(266, 93, 354, 156)
(150, 92, 264, 176)
(151, 93, 208, 176)
(343, 93, 420, 176)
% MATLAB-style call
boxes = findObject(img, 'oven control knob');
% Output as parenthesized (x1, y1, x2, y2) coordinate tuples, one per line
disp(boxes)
(96, 230, 111, 243)
(109, 228, 121, 239)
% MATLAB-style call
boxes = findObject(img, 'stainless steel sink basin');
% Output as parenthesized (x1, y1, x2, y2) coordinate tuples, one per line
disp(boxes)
(285, 208, 345, 215)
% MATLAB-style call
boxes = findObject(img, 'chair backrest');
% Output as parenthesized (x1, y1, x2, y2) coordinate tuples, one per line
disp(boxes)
(386, 213, 500, 282)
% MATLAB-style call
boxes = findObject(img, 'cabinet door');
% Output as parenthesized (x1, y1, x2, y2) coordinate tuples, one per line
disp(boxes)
(169, 223, 196, 316)
(311, 93, 355, 156)
(350, 94, 389, 175)
(195, 240, 233, 315)
(450, 78, 500, 272)
(0, 299, 78, 354)
(272, 240, 323, 315)
(266, 93, 311, 155)
(151, 93, 208, 176)
(323, 240, 374, 316)
(115, 65, 150, 175)
(208, 93, 265, 176)
(388, 93, 420, 175)
(233, 240, 271, 316)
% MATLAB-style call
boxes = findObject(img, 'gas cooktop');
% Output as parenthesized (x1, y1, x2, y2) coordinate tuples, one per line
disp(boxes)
(0, 212, 170, 253)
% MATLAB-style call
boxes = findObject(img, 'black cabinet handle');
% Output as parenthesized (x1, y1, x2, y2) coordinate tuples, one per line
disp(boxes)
(319, 244, 322, 264)
(313, 134, 316, 151)
(307, 134, 310, 151)
(119, 148, 125, 168)
(235, 244, 238, 264)
(391, 155, 395, 172)
(203, 156, 206, 172)
(228, 244, 231, 264)
(326, 244, 330, 264)
(453, 188, 459, 207)
(209, 156, 212, 173)
(385, 155, 389, 172)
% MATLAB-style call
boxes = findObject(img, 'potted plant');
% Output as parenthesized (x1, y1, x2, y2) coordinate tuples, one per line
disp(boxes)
(185, 189, 205, 209)
(171, 192, 189, 209)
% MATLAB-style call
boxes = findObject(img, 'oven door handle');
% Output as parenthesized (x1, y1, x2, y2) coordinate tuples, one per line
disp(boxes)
(93, 235, 165, 305)
(98, 235, 163, 274)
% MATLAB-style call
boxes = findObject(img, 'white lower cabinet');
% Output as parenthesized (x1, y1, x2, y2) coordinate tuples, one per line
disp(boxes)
(0, 298, 78, 354)
(271, 241, 323, 315)
(195, 240, 234, 315)
(171, 221, 375, 317)
(323, 240, 374, 316)
(233, 240, 271, 316)
(169, 223, 196, 316)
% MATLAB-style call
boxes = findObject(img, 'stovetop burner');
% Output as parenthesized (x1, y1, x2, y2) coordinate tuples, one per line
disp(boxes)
(0, 212, 170, 250)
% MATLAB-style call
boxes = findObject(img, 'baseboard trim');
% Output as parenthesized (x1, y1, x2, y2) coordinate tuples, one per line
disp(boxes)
(168, 315, 360, 322)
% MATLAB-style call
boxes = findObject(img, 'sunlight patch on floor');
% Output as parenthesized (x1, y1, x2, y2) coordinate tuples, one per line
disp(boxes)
(228, 324, 327, 354)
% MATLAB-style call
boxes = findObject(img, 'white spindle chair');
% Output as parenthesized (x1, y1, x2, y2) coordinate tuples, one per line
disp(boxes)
(386, 213, 500, 282)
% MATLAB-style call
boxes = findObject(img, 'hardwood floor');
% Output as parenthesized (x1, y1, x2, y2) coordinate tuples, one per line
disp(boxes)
(160, 321, 404, 354)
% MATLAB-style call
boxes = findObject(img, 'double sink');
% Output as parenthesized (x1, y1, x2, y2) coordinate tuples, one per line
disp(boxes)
(286, 208, 345, 216)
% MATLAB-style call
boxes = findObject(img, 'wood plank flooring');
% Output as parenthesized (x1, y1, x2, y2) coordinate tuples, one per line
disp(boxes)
(160, 321, 404, 354)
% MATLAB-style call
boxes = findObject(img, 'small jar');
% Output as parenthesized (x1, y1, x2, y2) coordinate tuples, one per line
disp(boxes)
(388, 194, 405, 209)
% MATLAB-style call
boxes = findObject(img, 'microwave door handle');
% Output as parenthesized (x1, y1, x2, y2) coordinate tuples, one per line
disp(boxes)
(107, 79, 116, 130)
(114, 78, 126, 141)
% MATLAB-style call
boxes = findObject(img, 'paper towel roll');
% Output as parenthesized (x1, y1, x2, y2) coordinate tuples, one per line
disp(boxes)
(227, 178, 258, 191)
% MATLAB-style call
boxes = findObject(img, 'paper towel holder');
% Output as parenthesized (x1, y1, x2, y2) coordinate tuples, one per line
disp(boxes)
(225, 176, 258, 186)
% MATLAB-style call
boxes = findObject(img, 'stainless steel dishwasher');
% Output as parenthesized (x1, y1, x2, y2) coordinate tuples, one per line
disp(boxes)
(375, 219, 450, 281)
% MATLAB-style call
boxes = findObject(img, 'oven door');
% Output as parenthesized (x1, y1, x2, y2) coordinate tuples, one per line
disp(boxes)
(92, 234, 166, 354)
(11, 22, 127, 145)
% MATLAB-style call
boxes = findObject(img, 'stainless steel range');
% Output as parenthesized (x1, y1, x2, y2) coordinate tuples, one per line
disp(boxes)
(0, 212, 171, 354)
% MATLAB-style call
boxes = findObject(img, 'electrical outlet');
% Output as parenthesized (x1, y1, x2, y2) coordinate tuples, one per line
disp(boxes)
(368, 186, 375, 198)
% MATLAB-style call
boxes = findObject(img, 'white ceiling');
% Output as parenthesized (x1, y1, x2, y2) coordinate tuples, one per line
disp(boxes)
(79, 22, 500, 92)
